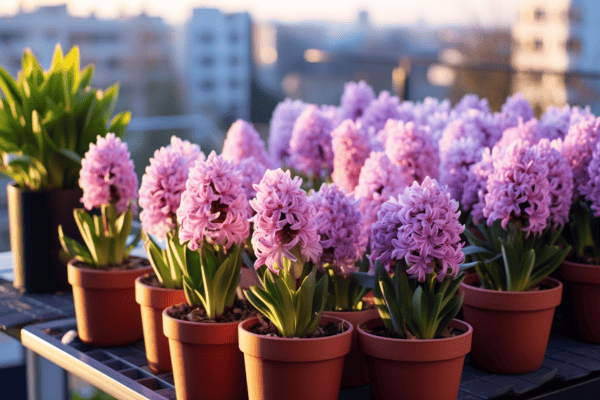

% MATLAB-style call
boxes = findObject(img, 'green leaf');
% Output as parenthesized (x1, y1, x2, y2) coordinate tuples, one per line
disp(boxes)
(58, 225, 93, 264)
(142, 231, 172, 286)
(379, 277, 405, 337)
(0, 65, 23, 105)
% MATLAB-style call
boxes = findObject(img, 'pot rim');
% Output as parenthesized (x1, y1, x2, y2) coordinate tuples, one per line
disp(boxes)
(238, 315, 354, 362)
(135, 274, 186, 309)
(68, 259, 152, 289)
(460, 273, 563, 311)
(560, 260, 600, 284)
(357, 318, 473, 362)
(322, 307, 379, 317)
(162, 304, 242, 345)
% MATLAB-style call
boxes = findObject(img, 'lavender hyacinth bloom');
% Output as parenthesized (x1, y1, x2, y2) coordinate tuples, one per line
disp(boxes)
(384, 120, 439, 183)
(139, 137, 204, 238)
(288, 105, 334, 177)
(222, 120, 272, 168)
(354, 151, 409, 236)
(483, 139, 551, 235)
(310, 184, 367, 276)
(250, 169, 322, 274)
(338, 81, 376, 121)
(331, 119, 372, 193)
(269, 99, 308, 163)
(439, 109, 500, 151)
(177, 152, 250, 251)
(79, 133, 138, 213)
(494, 118, 541, 150)
(462, 146, 499, 222)
(535, 138, 574, 227)
(561, 116, 600, 195)
(439, 137, 483, 203)
(539, 105, 593, 140)
(580, 140, 600, 216)
(496, 94, 534, 134)
(359, 91, 402, 141)
(370, 177, 465, 282)
(452, 94, 491, 115)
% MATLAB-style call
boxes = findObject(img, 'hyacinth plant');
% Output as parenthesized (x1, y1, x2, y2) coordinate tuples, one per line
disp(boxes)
(310, 183, 369, 311)
(58, 134, 140, 268)
(175, 152, 250, 320)
(139, 136, 204, 288)
(561, 117, 600, 265)
(0, 44, 130, 191)
(355, 177, 470, 339)
(244, 169, 328, 338)
(464, 139, 572, 291)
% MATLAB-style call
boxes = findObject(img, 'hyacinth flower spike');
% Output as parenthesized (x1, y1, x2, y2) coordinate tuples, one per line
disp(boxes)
(59, 133, 140, 267)
(354, 177, 473, 339)
(174, 152, 250, 320)
(244, 169, 329, 338)
(138, 136, 204, 288)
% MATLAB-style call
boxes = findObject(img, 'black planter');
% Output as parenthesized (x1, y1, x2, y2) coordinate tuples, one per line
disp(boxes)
(8, 183, 83, 293)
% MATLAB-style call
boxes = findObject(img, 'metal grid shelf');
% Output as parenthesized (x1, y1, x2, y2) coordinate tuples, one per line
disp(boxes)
(20, 310, 600, 400)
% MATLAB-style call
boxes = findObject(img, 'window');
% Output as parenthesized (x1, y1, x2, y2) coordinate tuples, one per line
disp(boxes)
(565, 7, 582, 23)
(566, 37, 582, 54)
(198, 31, 215, 44)
(0, 31, 26, 44)
(107, 58, 121, 70)
(229, 32, 239, 43)
(199, 56, 215, 67)
(229, 56, 239, 67)
(198, 79, 215, 91)
(45, 30, 57, 40)
(534, 39, 543, 51)
(533, 7, 546, 21)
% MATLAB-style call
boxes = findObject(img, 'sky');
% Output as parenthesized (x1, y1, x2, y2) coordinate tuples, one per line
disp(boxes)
(1, 0, 518, 26)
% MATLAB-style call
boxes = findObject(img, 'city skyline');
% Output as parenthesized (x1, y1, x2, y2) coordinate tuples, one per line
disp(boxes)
(1, 0, 518, 26)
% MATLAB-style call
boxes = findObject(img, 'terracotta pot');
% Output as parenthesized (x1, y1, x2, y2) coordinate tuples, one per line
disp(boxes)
(358, 318, 472, 400)
(68, 259, 152, 347)
(560, 260, 600, 343)
(323, 308, 379, 387)
(238, 315, 353, 400)
(135, 275, 186, 373)
(163, 306, 247, 400)
(459, 273, 562, 374)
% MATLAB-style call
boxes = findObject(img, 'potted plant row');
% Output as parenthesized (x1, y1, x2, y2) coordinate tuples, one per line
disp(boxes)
(1, 44, 130, 293)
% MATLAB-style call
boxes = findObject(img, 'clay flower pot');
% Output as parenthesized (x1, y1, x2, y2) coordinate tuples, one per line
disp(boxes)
(460, 273, 562, 374)
(560, 260, 600, 343)
(238, 315, 353, 400)
(68, 259, 152, 347)
(358, 318, 472, 400)
(135, 275, 186, 373)
(323, 308, 379, 387)
(163, 306, 247, 400)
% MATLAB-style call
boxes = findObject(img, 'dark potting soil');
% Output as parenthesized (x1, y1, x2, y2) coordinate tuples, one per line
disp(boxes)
(72, 256, 150, 271)
(365, 325, 462, 340)
(248, 314, 348, 338)
(140, 274, 164, 288)
(167, 299, 257, 323)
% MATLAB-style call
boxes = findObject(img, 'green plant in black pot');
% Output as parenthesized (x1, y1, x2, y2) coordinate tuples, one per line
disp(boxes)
(0, 44, 131, 292)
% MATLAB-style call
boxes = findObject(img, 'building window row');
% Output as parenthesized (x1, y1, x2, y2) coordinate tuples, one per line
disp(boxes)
(197, 55, 242, 68)
(195, 30, 246, 45)
(513, 37, 581, 54)
(196, 78, 245, 92)
(521, 6, 582, 23)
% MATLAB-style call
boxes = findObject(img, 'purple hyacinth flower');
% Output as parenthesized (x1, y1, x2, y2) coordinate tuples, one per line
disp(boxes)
(310, 183, 367, 276)
(359, 91, 402, 142)
(288, 105, 334, 177)
(331, 119, 372, 193)
(370, 177, 465, 282)
(561, 116, 600, 196)
(79, 133, 138, 213)
(483, 139, 551, 235)
(139, 136, 204, 238)
(383, 120, 439, 183)
(222, 120, 272, 168)
(439, 137, 483, 203)
(354, 151, 409, 237)
(580, 139, 600, 217)
(535, 138, 574, 227)
(250, 169, 322, 273)
(453, 94, 491, 115)
(494, 118, 541, 150)
(338, 81, 376, 121)
(269, 98, 308, 163)
(177, 152, 250, 250)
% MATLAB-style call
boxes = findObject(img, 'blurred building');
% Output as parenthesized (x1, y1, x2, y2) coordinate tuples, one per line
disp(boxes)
(0, 4, 180, 117)
(511, 0, 600, 114)
(184, 8, 252, 123)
